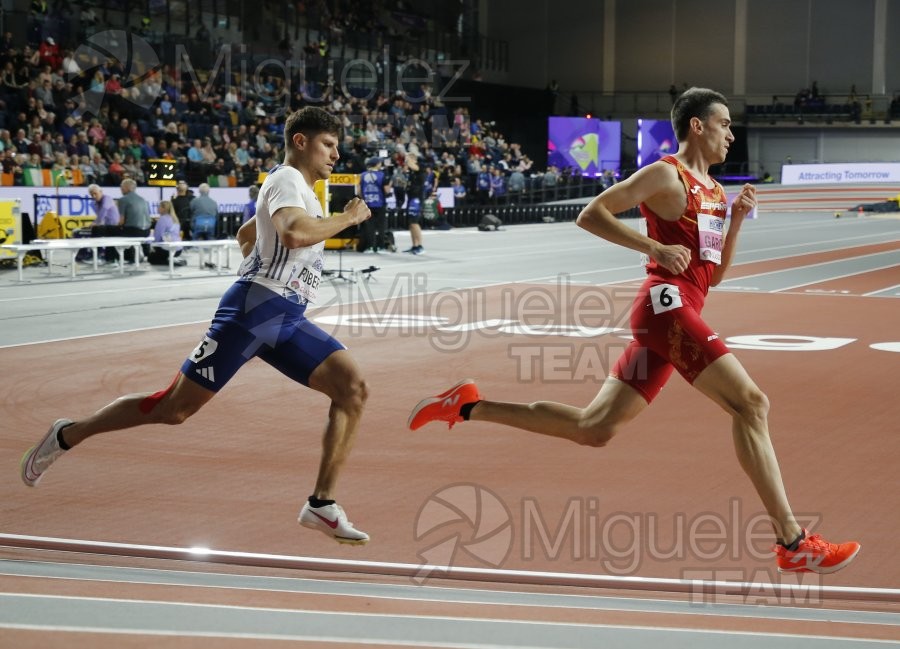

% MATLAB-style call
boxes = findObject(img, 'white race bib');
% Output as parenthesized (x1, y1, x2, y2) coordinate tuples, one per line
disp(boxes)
(285, 250, 324, 303)
(650, 283, 683, 314)
(697, 213, 725, 264)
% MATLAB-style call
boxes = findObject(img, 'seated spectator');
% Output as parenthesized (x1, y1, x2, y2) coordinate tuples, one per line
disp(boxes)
(105, 73, 123, 96)
(88, 183, 122, 261)
(78, 154, 94, 184)
(223, 86, 240, 110)
(107, 153, 125, 184)
(189, 182, 218, 239)
(186, 138, 204, 163)
(451, 176, 466, 205)
(200, 138, 216, 164)
(140, 136, 158, 159)
(34, 78, 54, 108)
(61, 50, 81, 76)
(122, 153, 144, 183)
(87, 118, 106, 143)
(37, 37, 61, 71)
(147, 200, 186, 266)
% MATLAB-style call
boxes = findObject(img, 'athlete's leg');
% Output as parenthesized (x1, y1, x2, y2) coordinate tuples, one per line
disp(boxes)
(59, 373, 216, 448)
(468, 377, 649, 447)
(414, 341, 670, 444)
(306, 350, 368, 500)
(691, 353, 801, 543)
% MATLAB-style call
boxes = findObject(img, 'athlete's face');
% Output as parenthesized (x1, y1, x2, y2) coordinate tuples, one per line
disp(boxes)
(296, 131, 340, 180)
(698, 103, 734, 164)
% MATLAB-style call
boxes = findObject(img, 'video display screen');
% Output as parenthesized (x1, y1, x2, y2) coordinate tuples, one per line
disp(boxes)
(637, 119, 676, 167)
(547, 117, 621, 176)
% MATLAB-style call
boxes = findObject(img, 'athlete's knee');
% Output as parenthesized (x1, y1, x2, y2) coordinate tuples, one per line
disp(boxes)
(575, 415, 620, 448)
(138, 374, 207, 425)
(156, 397, 204, 425)
(733, 387, 770, 426)
(334, 375, 368, 413)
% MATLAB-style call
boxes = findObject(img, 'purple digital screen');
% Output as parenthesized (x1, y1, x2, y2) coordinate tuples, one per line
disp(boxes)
(637, 119, 677, 167)
(547, 118, 621, 176)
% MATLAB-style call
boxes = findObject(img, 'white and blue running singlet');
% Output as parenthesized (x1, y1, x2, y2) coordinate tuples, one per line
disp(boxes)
(238, 164, 326, 304)
(181, 164, 345, 393)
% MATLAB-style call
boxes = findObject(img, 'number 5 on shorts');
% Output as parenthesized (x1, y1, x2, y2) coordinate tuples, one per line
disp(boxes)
(650, 283, 683, 314)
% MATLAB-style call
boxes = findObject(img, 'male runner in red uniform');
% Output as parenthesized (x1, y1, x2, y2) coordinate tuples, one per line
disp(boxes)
(409, 88, 860, 574)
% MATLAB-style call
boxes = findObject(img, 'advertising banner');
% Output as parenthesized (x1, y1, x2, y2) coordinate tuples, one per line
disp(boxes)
(781, 163, 900, 185)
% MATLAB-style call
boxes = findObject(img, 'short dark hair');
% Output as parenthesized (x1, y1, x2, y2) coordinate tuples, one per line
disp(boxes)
(671, 87, 728, 142)
(284, 107, 341, 146)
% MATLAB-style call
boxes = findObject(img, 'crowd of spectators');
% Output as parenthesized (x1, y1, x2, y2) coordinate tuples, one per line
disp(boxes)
(0, 0, 602, 209)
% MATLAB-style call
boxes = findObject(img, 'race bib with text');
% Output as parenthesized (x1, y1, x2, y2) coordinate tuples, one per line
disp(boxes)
(697, 213, 725, 264)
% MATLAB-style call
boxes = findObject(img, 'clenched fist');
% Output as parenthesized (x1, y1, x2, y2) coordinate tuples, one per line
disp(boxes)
(652, 242, 692, 275)
(343, 197, 372, 225)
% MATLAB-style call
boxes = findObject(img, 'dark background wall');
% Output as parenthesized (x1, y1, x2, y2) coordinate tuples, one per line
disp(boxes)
(482, 0, 897, 99)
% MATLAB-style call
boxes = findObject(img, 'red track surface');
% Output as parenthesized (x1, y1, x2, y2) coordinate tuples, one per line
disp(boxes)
(1, 244, 898, 646)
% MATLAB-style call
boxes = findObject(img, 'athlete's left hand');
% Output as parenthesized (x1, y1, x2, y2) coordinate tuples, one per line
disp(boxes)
(731, 183, 757, 220)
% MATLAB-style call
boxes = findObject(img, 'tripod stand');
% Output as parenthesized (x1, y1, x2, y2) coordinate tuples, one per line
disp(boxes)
(323, 246, 356, 283)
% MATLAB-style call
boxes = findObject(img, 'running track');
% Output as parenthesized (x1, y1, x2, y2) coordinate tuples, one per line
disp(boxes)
(0, 212, 898, 647)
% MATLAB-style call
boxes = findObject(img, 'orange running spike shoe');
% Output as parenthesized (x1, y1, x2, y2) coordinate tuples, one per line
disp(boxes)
(775, 529, 861, 574)
(408, 379, 482, 431)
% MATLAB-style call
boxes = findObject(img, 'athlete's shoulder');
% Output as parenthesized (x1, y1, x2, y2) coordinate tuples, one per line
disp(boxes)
(266, 163, 303, 181)
(625, 158, 681, 189)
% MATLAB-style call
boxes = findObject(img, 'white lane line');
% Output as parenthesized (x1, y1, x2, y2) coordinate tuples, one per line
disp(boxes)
(771, 262, 900, 293)
(738, 233, 900, 257)
(0, 533, 895, 603)
(0, 320, 211, 349)
(0, 279, 229, 303)
(0, 278, 521, 349)
(720, 251, 899, 284)
(863, 283, 900, 297)
(1, 559, 895, 626)
(1, 595, 897, 648)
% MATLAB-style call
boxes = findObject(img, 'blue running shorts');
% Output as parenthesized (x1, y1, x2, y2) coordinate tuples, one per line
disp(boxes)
(181, 280, 345, 392)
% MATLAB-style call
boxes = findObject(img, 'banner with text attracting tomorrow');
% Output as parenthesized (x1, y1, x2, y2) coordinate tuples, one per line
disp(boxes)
(781, 163, 900, 185)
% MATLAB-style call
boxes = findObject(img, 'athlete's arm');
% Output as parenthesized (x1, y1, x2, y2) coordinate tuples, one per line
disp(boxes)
(236, 216, 256, 257)
(576, 163, 692, 275)
(272, 198, 371, 249)
(711, 183, 756, 286)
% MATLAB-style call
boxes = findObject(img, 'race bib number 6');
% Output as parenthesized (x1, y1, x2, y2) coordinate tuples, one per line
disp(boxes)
(650, 283, 683, 314)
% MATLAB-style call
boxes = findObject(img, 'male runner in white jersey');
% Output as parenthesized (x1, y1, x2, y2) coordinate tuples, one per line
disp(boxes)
(22, 107, 374, 545)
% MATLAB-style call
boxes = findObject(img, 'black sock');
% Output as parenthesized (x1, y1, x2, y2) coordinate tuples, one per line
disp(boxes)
(56, 426, 71, 451)
(309, 496, 335, 508)
(781, 529, 805, 551)
(460, 400, 481, 421)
